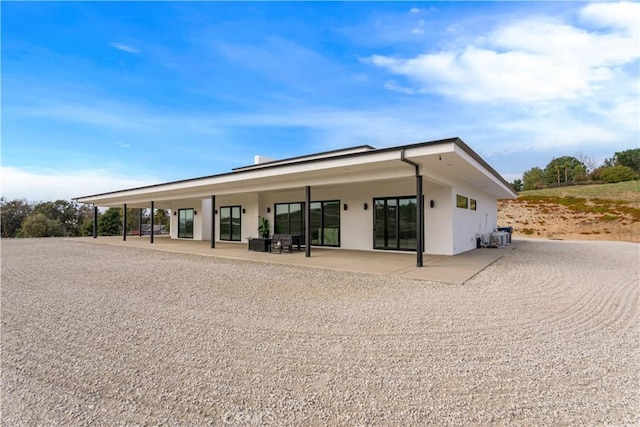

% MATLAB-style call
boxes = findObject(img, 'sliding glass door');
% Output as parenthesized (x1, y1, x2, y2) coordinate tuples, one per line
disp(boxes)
(309, 200, 340, 246)
(220, 206, 241, 241)
(374, 197, 417, 251)
(178, 209, 194, 239)
(275, 200, 340, 246)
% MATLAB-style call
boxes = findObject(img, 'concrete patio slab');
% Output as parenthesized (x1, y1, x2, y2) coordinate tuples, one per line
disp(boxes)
(70, 236, 518, 284)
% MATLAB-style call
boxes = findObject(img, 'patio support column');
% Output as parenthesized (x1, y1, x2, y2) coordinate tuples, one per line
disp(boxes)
(123, 204, 127, 241)
(211, 195, 216, 249)
(305, 185, 311, 257)
(400, 149, 423, 267)
(416, 175, 424, 267)
(150, 201, 155, 244)
(93, 205, 98, 238)
(139, 208, 143, 237)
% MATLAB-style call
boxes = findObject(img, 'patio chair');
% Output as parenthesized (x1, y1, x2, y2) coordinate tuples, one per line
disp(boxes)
(269, 234, 292, 254)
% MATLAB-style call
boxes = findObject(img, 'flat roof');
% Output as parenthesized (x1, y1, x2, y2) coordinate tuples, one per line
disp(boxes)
(74, 137, 516, 201)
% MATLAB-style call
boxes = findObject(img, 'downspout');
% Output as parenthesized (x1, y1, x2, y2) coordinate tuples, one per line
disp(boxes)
(400, 149, 424, 267)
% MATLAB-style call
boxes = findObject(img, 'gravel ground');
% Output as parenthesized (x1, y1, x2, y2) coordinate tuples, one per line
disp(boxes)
(2, 238, 639, 426)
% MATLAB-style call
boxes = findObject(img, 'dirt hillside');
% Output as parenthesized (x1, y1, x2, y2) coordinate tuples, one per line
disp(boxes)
(498, 183, 640, 242)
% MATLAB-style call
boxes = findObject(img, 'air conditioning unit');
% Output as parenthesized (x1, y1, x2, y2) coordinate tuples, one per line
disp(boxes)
(491, 231, 509, 247)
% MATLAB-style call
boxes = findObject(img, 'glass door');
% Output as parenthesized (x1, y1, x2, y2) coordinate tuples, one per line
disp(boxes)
(374, 197, 416, 251)
(220, 206, 242, 241)
(309, 200, 340, 246)
(178, 209, 194, 239)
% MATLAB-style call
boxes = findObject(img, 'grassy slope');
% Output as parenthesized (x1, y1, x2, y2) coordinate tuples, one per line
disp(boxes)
(518, 181, 640, 204)
(498, 181, 640, 242)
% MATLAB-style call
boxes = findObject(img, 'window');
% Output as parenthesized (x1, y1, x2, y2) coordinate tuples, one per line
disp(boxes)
(220, 206, 241, 241)
(470, 199, 477, 210)
(310, 200, 340, 246)
(374, 196, 417, 251)
(456, 194, 469, 209)
(178, 209, 194, 239)
(274, 202, 304, 235)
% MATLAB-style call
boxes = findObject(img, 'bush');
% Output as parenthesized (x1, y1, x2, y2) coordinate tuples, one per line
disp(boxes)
(597, 165, 638, 183)
(19, 213, 65, 237)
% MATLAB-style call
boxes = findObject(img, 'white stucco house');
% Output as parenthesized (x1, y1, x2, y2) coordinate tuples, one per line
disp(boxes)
(74, 137, 517, 266)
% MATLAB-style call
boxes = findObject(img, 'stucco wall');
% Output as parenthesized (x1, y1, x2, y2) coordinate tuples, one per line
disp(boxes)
(170, 176, 499, 256)
(424, 183, 453, 255)
(451, 183, 498, 254)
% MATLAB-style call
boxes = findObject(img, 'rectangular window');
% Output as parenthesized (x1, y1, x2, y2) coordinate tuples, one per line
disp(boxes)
(470, 199, 477, 210)
(220, 206, 241, 241)
(456, 194, 469, 209)
(274, 202, 304, 235)
(178, 209, 194, 239)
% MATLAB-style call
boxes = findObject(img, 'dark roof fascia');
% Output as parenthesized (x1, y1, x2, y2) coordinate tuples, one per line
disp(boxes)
(231, 144, 376, 171)
(74, 137, 513, 200)
(450, 138, 517, 197)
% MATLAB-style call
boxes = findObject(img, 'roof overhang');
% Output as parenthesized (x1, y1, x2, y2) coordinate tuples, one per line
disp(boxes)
(74, 138, 517, 207)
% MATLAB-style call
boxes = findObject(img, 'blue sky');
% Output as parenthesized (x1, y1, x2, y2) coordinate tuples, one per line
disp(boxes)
(2, 1, 639, 201)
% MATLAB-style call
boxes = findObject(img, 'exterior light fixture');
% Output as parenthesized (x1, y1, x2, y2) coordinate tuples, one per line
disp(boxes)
(343, 204, 348, 211)
(364, 203, 368, 210)
(267, 207, 271, 213)
(430, 200, 435, 208)
(194, 210, 197, 215)
(242, 208, 246, 214)
(173, 211, 177, 215)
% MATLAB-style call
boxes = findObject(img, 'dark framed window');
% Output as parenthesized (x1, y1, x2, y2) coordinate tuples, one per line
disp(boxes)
(456, 194, 469, 209)
(220, 206, 241, 241)
(274, 201, 341, 246)
(374, 196, 417, 251)
(470, 199, 477, 210)
(274, 202, 304, 235)
(310, 200, 340, 247)
(178, 209, 194, 239)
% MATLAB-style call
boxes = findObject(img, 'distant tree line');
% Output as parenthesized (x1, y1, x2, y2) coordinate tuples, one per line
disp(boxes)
(512, 148, 639, 192)
(0, 199, 170, 238)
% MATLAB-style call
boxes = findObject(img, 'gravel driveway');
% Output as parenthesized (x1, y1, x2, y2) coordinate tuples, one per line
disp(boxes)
(2, 239, 638, 425)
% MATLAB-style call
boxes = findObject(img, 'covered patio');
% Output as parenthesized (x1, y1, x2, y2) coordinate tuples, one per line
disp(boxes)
(72, 235, 518, 284)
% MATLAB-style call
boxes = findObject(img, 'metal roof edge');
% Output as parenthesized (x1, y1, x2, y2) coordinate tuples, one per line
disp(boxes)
(231, 144, 376, 171)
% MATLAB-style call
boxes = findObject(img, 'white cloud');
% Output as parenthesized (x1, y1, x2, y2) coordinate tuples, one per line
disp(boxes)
(383, 80, 416, 95)
(367, 2, 640, 104)
(580, 1, 640, 32)
(1, 166, 158, 202)
(409, 8, 421, 14)
(108, 42, 140, 54)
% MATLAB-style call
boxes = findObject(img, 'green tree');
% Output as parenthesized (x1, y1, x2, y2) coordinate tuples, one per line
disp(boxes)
(614, 148, 640, 172)
(1, 198, 33, 238)
(522, 167, 545, 191)
(544, 156, 586, 185)
(19, 213, 64, 237)
(32, 200, 92, 236)
(511, 179, 523, 192)
(597, 165, 638, 183)
(98, 207, 122, 236)
(80, 217, 96, 236)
